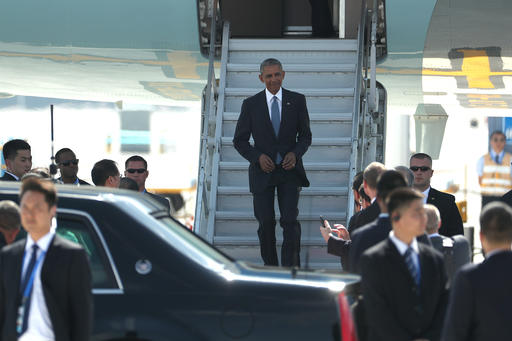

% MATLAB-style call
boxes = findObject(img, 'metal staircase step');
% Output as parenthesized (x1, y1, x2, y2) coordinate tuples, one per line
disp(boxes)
(227, 63, 356, 72)
(214, 236, 327, 246)
(223, 112, 354, 121)
(225, 87, 354, 97)
(219, 161, 350, 170)
(229, 39, 358, 51)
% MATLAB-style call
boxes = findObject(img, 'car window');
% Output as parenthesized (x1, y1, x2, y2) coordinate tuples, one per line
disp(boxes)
(57, 213, 119, 289)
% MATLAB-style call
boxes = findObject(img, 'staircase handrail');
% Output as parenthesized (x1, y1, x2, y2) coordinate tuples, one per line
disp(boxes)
(194, 0, 220, 236)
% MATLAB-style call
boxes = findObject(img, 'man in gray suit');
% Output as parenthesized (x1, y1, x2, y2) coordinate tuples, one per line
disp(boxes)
(425, 204, 470, 286)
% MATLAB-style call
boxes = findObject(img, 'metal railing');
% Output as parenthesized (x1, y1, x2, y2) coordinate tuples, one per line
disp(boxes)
(194, 0, 221, 237)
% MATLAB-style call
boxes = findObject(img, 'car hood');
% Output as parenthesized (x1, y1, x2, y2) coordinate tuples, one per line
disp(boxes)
(215, 260, 359, 292)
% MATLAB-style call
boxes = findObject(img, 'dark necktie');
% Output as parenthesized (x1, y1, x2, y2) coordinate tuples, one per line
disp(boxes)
(495, 154, 500, 164)
(404, 247, 420, 287)
(19, 244, 39, 334)
(271, 96, 282, 164)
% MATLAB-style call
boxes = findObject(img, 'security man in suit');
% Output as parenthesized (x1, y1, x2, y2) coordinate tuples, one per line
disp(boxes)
(233, 58, 312, 267)
(477, 130, 512, 207)
(0, 201, 23, 249)
(0, 177, 92, 341)
(124, 155, 172, 212)
(441, 201, 512, 341)
(410, 153, 464, 236)
(55, 148, 90, 185)
(425, 204, 470, 287)
(348, 162, 386, 233)
(0, 139, 32, 182)
(360, 187, 447, 341)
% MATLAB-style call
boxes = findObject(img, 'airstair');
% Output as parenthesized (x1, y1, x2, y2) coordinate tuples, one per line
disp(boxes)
(195, 1, 383, 269)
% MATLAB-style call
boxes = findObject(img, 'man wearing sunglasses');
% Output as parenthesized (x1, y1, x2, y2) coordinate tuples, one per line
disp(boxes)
(477, 131, 512, 207)
(124, 155, 171, 212)
(410, 153, 463, 237)
(55, 148, 90, 185)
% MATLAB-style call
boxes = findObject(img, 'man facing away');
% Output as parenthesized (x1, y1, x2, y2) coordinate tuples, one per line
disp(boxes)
(0, 201, 24, 249)
(233, 58, 312, 267)
(0, 177, 92, 341)
(348, 162, 386, 233)
(410, 153, 463, 236)
(477, 130, 512, 207)
(360, 187, 447, 341)
(0, 139, 32, 182)
(91, 159, 121, 188)
(425, 204, 470, 287)
(124, 155, 171, 212)
(55, 148, 90, 185)
(441, 201, 512, 341)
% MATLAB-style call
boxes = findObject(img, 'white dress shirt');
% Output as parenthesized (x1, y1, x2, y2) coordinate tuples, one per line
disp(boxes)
(4, 171, 19, 181)
(265, 88, 282, 121)
(389, 231, 421, 275)
(20, 231, 56, 341)
(421, 187, 430, 204)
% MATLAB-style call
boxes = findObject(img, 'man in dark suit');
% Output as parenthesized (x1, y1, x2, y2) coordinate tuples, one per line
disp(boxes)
(233, 58, 312, 267)
(360, 187, 447, 341)
(0, 139, 32, 182)
(124, 155, 172, 212)
(425, 204, 470, 286)
(55, 148, 90, 185)
(91, 159, 121, 188)
(441, 202, 512, 341)
(0, 178, 92, 341)
(348, 162, 386, 233)
(410, 153, 463, 236)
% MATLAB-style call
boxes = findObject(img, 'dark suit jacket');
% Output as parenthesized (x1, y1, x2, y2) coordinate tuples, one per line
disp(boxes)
(441, 250, 512, 341)
(0, 235, 93, 341)
(348, 200, 380, 234)
(429, 234, 470, 286)
(427, 188, 464, 237)
(146, 191, 172, 212)
(501, 189, 512, 207)
(361, 239, 448, 341)
(349, 216, 432, 274)
(233, 88, 312, 193)
(0, 173, 17, 182)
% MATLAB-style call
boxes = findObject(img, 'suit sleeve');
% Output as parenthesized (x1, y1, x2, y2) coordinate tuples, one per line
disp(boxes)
(291, 94, 312, 159)
(360, 254, 412, 341)
(69, 248, 93, 341)
(443, 197, 464, 237)
(440, 270, 472, 341)
(0, 252, 5, 336)
(233, 99, 262, 164)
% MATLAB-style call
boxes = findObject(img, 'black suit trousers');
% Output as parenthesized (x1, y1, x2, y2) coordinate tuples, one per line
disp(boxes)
(253, 167, 301, 267)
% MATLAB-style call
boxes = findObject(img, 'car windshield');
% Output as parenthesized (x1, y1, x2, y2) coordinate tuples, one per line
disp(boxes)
(157, 217, 234, 268)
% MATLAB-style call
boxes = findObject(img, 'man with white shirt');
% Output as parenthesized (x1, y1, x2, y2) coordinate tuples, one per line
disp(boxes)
(477, 131, 512, 207)
(0, 139, 32, 182)
(410, 153, 463, 236)
(360, 187, 448, 341)
(0, 178, 92, 341)
(233, 58, 312, 267)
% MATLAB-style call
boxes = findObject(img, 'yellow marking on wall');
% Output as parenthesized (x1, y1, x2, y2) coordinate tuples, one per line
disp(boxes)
(0, 51, 204, 79)
(459, 49, 494, 88)
(166, 51, 200, 79)
(466, 94, 508, 108)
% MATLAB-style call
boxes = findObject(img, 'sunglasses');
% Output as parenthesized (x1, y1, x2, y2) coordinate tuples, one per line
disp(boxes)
(410, 166, 431, 172)
(59, 159, 79, 166)
(126, 168, 146, 174)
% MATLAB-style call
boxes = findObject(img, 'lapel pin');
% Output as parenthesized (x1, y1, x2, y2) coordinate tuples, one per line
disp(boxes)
(286, 102, 291, 105)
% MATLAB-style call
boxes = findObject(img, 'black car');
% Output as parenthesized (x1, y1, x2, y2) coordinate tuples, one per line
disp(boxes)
(0, 182, 360, 341)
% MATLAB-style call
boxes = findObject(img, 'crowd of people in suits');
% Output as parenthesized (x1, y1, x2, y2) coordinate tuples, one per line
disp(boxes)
(319, 153, 512, 340)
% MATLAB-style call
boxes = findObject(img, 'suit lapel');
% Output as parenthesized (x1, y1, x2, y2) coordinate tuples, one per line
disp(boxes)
(385, 239, 416, 287)
(427, 188, 436, 204)
(280, 89, 291, 137)
(11, 242, 25, 295)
